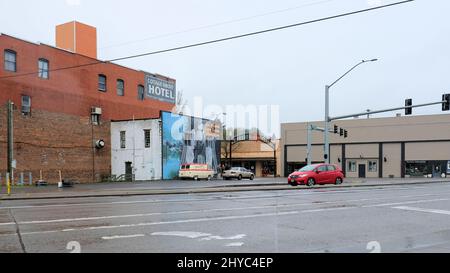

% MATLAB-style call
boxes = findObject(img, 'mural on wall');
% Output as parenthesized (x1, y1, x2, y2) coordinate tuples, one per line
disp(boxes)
(161, 111, 221, 180)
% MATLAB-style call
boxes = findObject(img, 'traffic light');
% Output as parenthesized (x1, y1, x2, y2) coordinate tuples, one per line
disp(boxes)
(334, 125, 338, 134)
(405, 99, 412, 115)
(340, 128, 344, 137)
(443, 94, 450, 111)
(344, 130, 348, 138)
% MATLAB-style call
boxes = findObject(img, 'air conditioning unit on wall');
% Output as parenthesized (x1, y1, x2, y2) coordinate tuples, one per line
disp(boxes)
(91, 107, 102, 115)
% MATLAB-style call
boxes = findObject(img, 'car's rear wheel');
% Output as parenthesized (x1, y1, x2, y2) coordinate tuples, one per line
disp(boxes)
(250, 175, 254, 180)
(307, 178, 315, 187)
(194, 176, 199, 181)
(207, 175, 212, 181)
(238, 175, 242, 180)
(335, 177, 343, 185)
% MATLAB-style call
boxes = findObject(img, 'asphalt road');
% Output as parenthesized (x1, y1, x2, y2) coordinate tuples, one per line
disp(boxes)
(1, 181, 450, 253)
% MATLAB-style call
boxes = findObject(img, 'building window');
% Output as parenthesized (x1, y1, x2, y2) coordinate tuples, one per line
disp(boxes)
(4, 50, 17, 72)
(144, 129, 151, 148)
(368, 161, 378, 172)
(138, 85, 145, 101)
(348, 161, 356, 172)
(98, 74, 107, 92)
(21, 95, 31, 115)
(120, 131, 126, 149)
(117, 79, 125, 96)
(38, 59, 49, 79)
(91, 114, 100, 125)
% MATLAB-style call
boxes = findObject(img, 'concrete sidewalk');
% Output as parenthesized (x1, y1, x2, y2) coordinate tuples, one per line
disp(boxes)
(1, 177, 450, 201)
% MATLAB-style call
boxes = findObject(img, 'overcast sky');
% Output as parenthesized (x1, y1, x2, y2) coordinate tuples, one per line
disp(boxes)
(1, 0, 449, 134)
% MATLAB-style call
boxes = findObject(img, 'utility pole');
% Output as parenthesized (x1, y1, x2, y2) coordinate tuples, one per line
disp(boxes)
(7, 100, 14, 195)
(324, 85, 330, 164)
(307, 124, 312, 165)
(324, 59, 378, 163)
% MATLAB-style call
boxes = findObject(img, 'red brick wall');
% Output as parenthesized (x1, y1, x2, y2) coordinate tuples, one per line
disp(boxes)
(0, 34, 175, 121)
(0, 34, 176, 183)
(0, 107, 110, 184)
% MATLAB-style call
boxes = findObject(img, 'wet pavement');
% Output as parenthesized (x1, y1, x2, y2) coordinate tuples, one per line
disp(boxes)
(1, 182, 450, 253)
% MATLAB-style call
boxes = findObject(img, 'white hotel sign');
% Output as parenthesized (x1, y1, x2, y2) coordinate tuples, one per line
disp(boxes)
(146, 74, 176, 104)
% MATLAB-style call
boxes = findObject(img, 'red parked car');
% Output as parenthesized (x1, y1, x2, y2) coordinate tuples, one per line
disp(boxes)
(288, 164, 344, 187)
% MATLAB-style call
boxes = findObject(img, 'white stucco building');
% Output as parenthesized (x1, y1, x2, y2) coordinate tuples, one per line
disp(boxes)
(111, 119, 162, 181)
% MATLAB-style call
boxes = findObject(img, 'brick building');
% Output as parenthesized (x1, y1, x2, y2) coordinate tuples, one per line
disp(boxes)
(0, 21, 175, 183)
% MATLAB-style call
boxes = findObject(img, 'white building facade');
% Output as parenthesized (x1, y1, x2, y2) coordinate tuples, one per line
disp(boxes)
(111, 119, 162, 181)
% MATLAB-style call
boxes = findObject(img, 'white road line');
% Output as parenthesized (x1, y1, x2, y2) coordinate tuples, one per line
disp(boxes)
(102, 234, 145, 240)
(393, 206, 450, 216)
(363, 198, 450, 208)
(1, 194, 448, 227)
(2, 184, 444, 210)
(0, 206, 362, 238)
(302, 207, 353, 213)
(17, 211, 300, 236)
(225, 242, 244, 247)
(151, 231, 212, 239)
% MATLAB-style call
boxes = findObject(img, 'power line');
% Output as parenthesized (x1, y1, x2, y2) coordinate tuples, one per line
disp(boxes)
(0, 0, 414, 81)
(100, 0, 336, 50)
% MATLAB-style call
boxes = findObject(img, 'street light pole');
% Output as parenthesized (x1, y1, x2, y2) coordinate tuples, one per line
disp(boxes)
(324, 59, 378, 164)
(324, 85, 330, 163)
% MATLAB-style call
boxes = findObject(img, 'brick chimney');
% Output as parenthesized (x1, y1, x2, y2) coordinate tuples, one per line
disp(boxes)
(56, 21, 97, 59)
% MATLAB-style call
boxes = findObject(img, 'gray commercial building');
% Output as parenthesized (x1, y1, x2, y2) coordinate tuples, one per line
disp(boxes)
(281, 114, 450, 178)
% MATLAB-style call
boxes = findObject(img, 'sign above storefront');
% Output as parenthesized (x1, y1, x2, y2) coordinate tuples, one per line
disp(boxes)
(145, 74, 176, 104)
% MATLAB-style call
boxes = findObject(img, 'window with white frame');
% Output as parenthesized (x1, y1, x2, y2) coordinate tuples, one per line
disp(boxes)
(4, 50, 17, 72)
(348, 161, 356, 172)
(369, 161, 378, 172)
(38, 59, 49, 79)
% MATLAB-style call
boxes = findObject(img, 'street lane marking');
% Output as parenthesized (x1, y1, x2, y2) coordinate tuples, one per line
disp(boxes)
(18, 211, 300, 236)
(301, 207, 353, 213)
(393, 206, 450, 216)
(3, 185, 446, 210)
(225, 242, 244, 247)
(1, 194, 448, 227)
(200, 234, 247, 241)
(1, 189, 446, 211)
(150, 231, 247, 241)
(0, 206, 362, 237)
(102, 234, 145, 240)
(151, 231, 212, 239)
(363, 198, 450, 208)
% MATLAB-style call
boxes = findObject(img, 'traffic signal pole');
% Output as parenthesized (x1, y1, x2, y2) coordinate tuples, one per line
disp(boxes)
(329, 99, 448, 121)
(307, 124, 334, 166)
(324, 85, 330, 164)
(324, 59, 378, 164)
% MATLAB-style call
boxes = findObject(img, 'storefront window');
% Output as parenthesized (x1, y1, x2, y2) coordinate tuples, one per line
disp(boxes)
(406, 161, 448, 177)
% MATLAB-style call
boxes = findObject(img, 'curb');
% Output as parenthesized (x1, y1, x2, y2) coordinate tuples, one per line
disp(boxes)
(1, 180, 449, 201)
